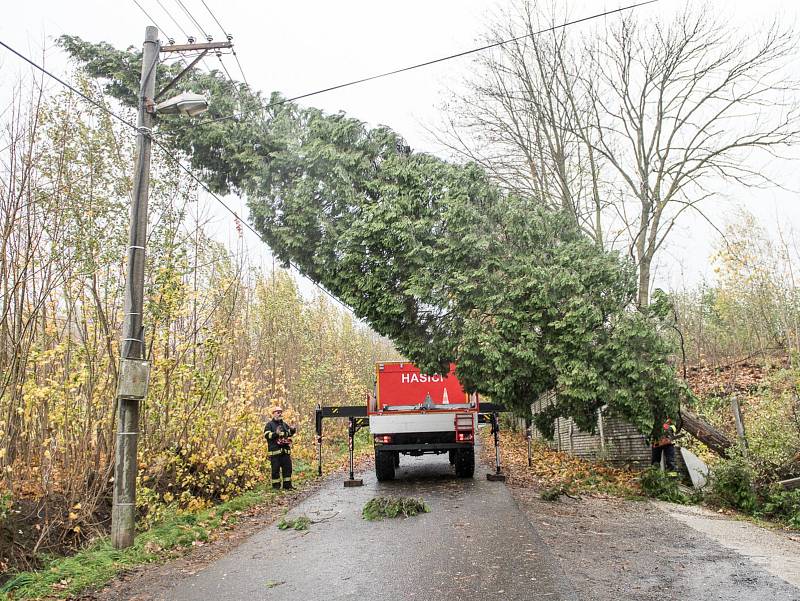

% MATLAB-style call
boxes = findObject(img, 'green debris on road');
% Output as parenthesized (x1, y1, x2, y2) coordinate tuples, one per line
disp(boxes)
(277, 516, 311, 531)
(362, 496, 430, 521)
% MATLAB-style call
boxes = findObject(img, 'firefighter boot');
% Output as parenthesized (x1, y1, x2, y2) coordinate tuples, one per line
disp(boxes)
(282, 480, 293, 490)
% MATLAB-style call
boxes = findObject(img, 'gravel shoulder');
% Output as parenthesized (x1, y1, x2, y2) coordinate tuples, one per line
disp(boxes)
(509, 485, 800, 601)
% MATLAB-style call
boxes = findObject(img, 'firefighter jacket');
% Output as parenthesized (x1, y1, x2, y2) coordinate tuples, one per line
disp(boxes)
(652, 420, 677, 448)
(265, 419, 296, 456)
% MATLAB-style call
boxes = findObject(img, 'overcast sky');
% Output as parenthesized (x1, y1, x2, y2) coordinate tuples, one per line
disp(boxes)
(4, 0, 800, 297)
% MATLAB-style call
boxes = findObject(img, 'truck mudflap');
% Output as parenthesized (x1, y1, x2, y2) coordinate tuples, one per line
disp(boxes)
(314, 402, 512, 484)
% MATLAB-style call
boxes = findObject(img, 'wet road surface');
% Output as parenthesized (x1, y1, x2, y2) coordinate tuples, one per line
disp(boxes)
(157, 454, 574, 601)
(510, 488, 800, 601)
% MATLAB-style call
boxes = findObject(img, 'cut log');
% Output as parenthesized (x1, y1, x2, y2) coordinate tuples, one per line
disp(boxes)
(779, 477, 800, 491)
(679, 409, 734, 458)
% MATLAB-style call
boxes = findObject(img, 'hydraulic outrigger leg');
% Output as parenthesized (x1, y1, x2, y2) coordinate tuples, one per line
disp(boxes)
(486, 412, 506, 481)
(526, 417, 533, 467)
(343, 416, 364, 487)
(315, 404, 323, 477)
(314, 405, 367, 485)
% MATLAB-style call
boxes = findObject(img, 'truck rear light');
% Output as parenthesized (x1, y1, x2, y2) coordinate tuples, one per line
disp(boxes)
(374, 434, 392, 444)
(456, 431, 474, 442)
(454, 413, 474, 431)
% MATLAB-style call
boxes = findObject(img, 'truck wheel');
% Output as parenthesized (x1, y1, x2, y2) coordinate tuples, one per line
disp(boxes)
(448, 450, 456, 465)
(394, 452, 400, 467)
(454, 447, 475, 478)
(375, 450, 395, 481)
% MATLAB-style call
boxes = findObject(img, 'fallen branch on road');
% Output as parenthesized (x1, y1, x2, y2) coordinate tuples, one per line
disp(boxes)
(362, 497, 429, 521)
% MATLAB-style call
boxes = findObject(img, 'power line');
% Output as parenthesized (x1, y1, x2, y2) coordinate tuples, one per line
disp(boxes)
(0, 37, 352, 313)
(200, 0, 231, 39)
(231, 52, 250, 88)
(203, 0, 659, 125)
(129, 0, 215, 99)
(154, 0, 190, 41)
(175, 0, 211, 40)
(130, 0, 175, 44)
(180, 0, 254, 122)
(193, 1, 259, 123)
(0, 40, 137, 132)
(214, 51, 263, 128)
(216, 53, 237, 87)
(198, 0, 249, 88)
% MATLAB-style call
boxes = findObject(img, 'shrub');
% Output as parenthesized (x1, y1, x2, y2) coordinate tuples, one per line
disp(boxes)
(708, 456, 756, 513)
(540, 484, 572, 502)
(138, 415, 267, 514)
(0, 490, 11, 523)
(759, 488, 800, 529)
(639, 467, 689, 504)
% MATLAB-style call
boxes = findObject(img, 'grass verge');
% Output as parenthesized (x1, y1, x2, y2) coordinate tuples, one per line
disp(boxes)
(1, 461, 315, 601)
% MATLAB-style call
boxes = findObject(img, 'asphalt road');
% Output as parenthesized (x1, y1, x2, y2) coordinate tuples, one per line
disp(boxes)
(155, 453, 575, 601)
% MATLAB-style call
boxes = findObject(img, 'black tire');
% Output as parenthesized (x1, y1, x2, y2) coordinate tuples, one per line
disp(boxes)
(375, 450, 395, 481)
(454, 447, 475, 478)
(394, 452, 400, 467)
(448, 450, 456, 465)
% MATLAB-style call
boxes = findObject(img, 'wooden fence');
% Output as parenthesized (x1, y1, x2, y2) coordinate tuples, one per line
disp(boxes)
(530, 393, 652, 469)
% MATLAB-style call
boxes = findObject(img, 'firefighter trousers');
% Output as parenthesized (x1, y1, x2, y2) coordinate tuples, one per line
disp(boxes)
(270, 453, 292, 489)
(651, 444, 676, 471)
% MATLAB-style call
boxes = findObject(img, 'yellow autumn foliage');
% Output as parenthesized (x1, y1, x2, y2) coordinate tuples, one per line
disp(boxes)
(0, 84, 400, 554)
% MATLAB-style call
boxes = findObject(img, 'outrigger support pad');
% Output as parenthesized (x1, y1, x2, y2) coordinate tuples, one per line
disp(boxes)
(486, 412, 506, 482)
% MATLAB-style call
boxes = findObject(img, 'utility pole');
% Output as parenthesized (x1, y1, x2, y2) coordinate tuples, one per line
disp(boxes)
(111, 26, 229, 550)
(112, 25, 159, 549)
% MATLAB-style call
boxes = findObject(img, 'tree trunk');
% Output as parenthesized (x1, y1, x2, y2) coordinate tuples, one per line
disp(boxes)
(680, 409, 733, 458)
(637, 254, 651, 308)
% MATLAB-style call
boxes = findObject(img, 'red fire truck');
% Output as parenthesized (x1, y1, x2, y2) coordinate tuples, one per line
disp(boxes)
(315, 361, 507, 484)
(369, 361, 478, 480)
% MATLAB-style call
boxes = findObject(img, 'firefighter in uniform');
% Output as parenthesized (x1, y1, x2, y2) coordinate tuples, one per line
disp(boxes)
(651, 418, 677, 472)
(264, 406, 297, 490)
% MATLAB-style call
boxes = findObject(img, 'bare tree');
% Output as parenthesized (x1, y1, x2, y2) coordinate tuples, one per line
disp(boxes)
(439, 3, 800, 306)
(437, 3, 610, 247)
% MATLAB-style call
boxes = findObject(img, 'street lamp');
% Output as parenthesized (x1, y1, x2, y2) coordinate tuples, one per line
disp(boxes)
(154, 91, 209, 117)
